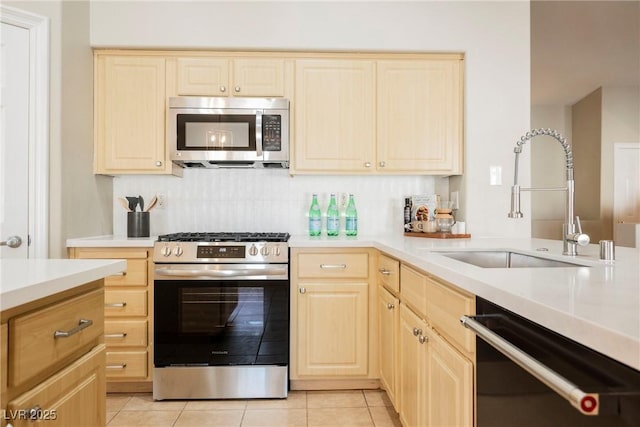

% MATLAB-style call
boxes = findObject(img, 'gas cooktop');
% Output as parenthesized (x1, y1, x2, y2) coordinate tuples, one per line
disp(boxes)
(157, 232, 290, 243)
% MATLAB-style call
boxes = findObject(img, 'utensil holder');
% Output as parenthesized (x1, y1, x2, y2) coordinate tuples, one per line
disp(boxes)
(599, 240, 615, 262)
(127, 212, 150, 238)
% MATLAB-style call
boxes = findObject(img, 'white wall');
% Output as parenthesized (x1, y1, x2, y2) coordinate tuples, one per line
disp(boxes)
(92, 1, 531, 237)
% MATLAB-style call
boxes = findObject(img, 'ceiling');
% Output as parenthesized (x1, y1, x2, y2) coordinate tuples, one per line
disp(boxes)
(531, 0, 640, 106)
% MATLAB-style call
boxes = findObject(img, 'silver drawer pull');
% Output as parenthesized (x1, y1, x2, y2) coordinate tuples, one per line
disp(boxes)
(53, 319, 93, 338)
(320, 264, 347, 269)
(111, 271, 127, 276)
(106, 364, 127, 369)
(418, 335, 428, 344)
(105, 302, 127, 308)
(387, 303, 395, 310)
(378, 268, 391, 275)
(104, 333, 128, 339)
(412, 327, 422, 336)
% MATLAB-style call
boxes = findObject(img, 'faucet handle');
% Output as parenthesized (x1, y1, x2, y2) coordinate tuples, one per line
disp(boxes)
(569, 216, 590, 246)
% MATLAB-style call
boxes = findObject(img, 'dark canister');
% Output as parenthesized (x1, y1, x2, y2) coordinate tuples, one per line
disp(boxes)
(127, 211, 150, 237)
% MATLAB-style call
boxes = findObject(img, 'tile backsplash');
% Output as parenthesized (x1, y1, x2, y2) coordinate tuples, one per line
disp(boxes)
(113, 169, 441, 236)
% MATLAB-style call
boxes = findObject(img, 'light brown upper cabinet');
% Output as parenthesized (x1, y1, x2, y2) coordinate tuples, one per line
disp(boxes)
(377, 59, 463, 174)
(292, 55, 464, 175)
(175, 57, 287, 97)
(94, 54, 175, 174)
(293, 59, 376, 172)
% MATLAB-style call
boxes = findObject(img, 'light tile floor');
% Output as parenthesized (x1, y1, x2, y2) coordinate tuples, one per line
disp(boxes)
(107, 390, 401, 427)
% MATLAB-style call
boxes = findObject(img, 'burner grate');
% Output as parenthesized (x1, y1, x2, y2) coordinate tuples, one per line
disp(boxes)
(157, 232, 290, 243)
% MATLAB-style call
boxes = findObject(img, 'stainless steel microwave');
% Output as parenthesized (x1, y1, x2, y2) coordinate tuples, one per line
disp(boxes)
(168, 97, 289, 168)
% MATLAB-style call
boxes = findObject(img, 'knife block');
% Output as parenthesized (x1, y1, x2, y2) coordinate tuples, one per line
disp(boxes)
(127, 211, 150, 238)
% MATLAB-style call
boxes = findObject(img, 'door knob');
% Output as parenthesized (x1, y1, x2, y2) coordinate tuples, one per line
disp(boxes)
(1, 235, 22, 248)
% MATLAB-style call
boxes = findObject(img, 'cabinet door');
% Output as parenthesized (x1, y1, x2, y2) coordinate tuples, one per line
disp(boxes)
(95, 55, 169, 174)
(398, 303, 428, 427)
(377, 59, 463, 174)
(378, 286, 399, 408)
(233, 58, 285, 97)
(176, 57, 229, 96)
(297, 281, 369, 376)
(294, 59, 375, 172)
(6, 344, 105, 427)
(426, 330, 473, 427)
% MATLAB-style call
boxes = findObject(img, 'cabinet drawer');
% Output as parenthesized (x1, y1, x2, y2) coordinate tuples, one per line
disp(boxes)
(106, 351, 148, 379)
(105, 259, 147, 287)
(7, 344, 106, 427)
(104, 320, 148, 347)
(426, 277, 475, 355)
(105, 290, 147, 317)
(400, 265, 427, 317)
(297, 253, 369, 279)
(378, 254, 400, 293)
(9, 289, 104, 387)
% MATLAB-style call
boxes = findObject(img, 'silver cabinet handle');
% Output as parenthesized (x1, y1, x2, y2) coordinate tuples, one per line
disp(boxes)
(364, 162, 372, 168)
(234, 86, 241, 93)
(378, 268, 391, 276)
(105, 333, 128, 339)
(106, 364, 127, 369)
(1, 235, 22, 248)
(155, 161, 163, 167)
(379, 161, 386, 167)
(387, 303, 395, 310)
(111, 271, 127, 276)
(412, 327, 422, 336)
(320, 264, 346, 269)
(105, 302, 127, 308)
(461, 315, 599, 415)
(299, 287, 306, 294)
(418, 335, 428, 344)
(54, 319, 93, 338)
(220, 86, 226, 92)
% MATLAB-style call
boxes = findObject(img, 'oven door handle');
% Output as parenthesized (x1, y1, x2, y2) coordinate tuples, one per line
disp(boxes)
(155, 267, 286, 279)
(255, 110, 263, 157)
(460, 315, 599, 416)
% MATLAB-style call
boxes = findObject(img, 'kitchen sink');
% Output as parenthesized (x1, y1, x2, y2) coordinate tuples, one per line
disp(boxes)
(437, 251, 589, 268)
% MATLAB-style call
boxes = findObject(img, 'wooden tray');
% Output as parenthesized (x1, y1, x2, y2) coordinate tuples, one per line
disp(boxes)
(404, 232, 471, 239)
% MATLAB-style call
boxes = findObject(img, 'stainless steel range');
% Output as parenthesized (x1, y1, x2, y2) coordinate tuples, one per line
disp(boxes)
(153, 232, 290, 400)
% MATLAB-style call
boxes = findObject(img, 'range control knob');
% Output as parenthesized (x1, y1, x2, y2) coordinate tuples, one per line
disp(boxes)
(260, 246, 270, 256)
(274, 246, 281, 256)
(173, 246, 183, 257)
(249, 245, 258, 256)
(161, 246, 172, 257)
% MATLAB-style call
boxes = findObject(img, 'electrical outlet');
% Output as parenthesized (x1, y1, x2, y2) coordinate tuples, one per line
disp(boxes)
(156, 193, 166, 210)
(340, 192, 348, 209)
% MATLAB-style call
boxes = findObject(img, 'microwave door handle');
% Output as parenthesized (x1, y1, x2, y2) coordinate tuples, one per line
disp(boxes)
(255, 110, 263, 157)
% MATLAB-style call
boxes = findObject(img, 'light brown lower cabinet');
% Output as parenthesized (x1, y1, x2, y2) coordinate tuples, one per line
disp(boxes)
(378, 285, 399, 407)
(1, 282, 106, 427)
(68, 247, 153, 392)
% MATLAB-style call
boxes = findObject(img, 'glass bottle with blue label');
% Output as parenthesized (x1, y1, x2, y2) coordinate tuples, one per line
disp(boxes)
(326, 194, 340, 236)
(308, 194, 322, 236)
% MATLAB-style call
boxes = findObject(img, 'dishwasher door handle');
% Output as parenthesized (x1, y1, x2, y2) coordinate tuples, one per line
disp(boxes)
(460, 315, 599, 416)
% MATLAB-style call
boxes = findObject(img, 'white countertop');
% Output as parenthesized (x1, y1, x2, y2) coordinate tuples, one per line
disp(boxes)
(0, 258, 126, 311)
(65, 233, 640, 370)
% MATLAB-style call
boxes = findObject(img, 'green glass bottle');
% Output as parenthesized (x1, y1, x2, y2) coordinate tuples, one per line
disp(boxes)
(345, 194, 358, 236)
(326, 194, 340, 236)
(308, 194, 322, 237)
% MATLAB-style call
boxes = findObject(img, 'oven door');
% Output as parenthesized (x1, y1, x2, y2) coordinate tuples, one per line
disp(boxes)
(154, 264, 289, 368)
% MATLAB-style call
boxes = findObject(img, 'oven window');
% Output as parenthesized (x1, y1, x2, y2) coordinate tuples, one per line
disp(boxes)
(155, 280, 289, 367)
(177, 114, 256, 151)
(180, 286, 264, 334)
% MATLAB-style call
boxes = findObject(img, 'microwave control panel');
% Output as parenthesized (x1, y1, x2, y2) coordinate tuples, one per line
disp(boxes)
(262, 115, 282, 151)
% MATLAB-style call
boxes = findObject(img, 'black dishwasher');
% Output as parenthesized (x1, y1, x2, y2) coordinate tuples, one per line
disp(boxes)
(462, 298, 640, 427)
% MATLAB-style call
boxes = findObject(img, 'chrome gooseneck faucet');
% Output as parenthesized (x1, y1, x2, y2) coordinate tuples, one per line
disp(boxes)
(508, 128, 589, 256)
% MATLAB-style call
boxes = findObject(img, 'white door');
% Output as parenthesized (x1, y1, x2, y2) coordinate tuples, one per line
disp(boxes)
(613, 143, 640, 224)
(0, 21, 29, 258)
